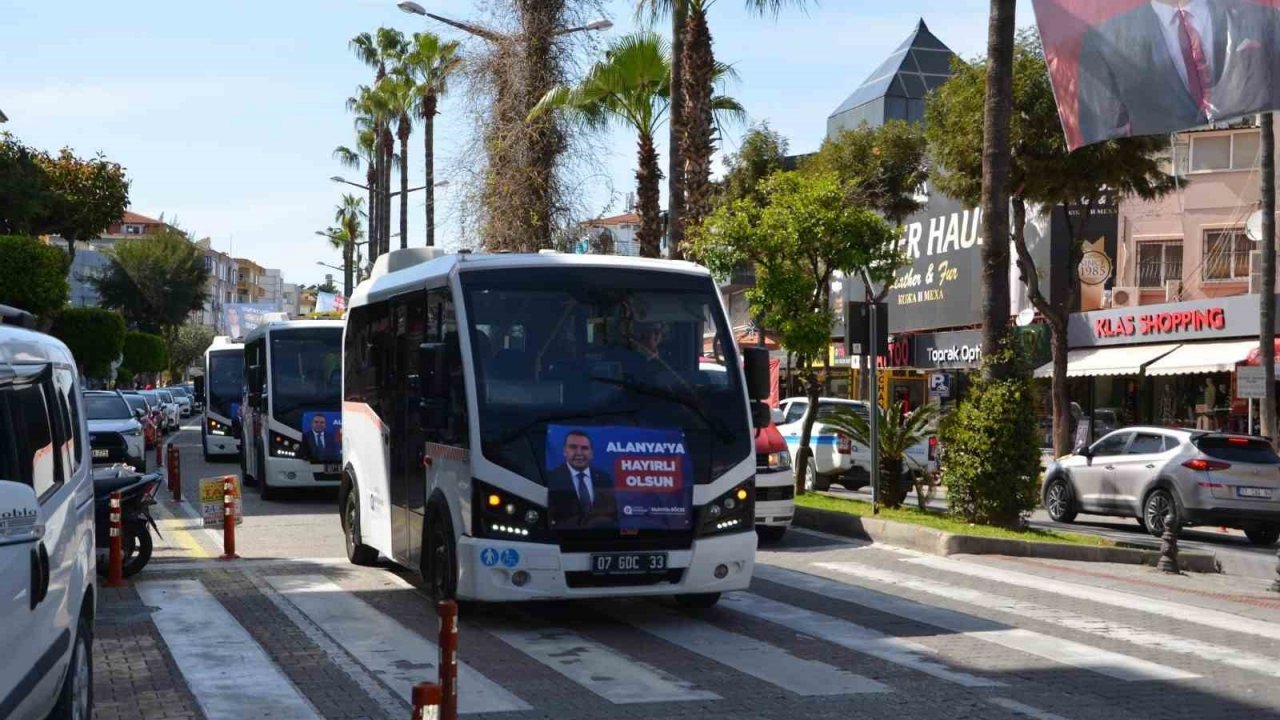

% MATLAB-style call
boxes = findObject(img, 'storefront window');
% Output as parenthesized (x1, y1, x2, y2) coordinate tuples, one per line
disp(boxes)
(1202, 229, 1251, 281)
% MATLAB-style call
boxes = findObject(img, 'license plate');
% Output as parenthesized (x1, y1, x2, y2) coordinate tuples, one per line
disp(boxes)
(590, 552, 667, 575)
(324, 463, 340, 473)
(1238, 486, 1273, 499)
(92, 448, 109, 459)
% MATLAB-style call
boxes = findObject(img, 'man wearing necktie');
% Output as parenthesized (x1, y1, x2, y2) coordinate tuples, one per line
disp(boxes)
(1076, 0, 1280, 147)
(303, 414, 336, 463)
(548, 430, 618, 529)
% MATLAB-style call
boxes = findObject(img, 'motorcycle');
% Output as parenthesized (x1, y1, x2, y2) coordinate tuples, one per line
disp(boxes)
(93, 464, 163, 578)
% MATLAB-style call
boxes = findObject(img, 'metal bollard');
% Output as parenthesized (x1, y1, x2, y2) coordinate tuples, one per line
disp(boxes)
(437, 600, 458, 720)
(167, 444, 182, 502)
(411, 682, 442, 720)
(219, 475, 239, 560)
(105, 491, 126, 587)
(1157, 519, 1181, 574)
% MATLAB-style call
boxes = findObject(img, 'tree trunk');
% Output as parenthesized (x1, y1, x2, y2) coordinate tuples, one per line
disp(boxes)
(399, 117, 411, 251)
(979, 0, 1016, 380)
(382, 125, 395, 256)
(1262, 112, 1276, 442)
(635, 132, 664, 258)
(519, 0, 567, 251)
(680, 6, 715, 238)
(424, 94, 438, 247)
(366, 165, 377, 266)
(793, 367, 822, 496)
(343, 235, 353, 298)
(1050, 313, 1072, 453)
(667, 0, 687, 260)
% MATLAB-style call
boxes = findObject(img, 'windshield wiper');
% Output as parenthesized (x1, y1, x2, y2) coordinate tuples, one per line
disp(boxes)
(487, 408, 638, 447)
(588, 376, 735, 442)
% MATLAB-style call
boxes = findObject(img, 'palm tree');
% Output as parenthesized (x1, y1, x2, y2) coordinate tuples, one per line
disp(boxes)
(400, 32, 462, 248)
(350, 28, 407, 258)
(531, 32, 743, 258)
(980, 0, 1016, 380)
(347, 86, 397, 258)
(375, 75, 418, 251)
(822, 403, 943, 510)
(335, 194, 365, 296)
(637, 0, 810, 258)
(334, 127, 379, 261)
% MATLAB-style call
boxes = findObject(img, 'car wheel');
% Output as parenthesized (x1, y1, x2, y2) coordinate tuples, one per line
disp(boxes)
(1143, 488, 1181, 538)
(343, 484, 379, 566)
(674, 592, 722, 609)
(424, 505, 458, 601)
(1044, 477, 1078, 523)
(757, 525, 787, 543)
(803, 458, 829, 492)
(121, 523, 153, 577)
(1245, 525, 1280, 547)
(49, 613, 92, 720)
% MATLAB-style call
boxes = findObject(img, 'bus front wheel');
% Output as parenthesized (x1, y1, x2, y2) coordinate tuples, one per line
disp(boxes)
(423, 506, 458, 602)
(343, 482, 379, 566)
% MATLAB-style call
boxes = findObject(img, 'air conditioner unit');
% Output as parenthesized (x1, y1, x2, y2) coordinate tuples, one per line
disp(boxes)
(1249, 250, 1263, 295)
(1165, 279, 1182, 303)
(1111, 286, 1140, 307)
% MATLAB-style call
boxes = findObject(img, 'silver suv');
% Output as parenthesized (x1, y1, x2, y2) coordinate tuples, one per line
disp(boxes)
(1043, 426, 1280, 545)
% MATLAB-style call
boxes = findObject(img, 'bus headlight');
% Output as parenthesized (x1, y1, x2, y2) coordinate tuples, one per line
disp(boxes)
(208, 418, 229, 436)
(270, 432, 301, 458)
(472, 480, 551, 543)
(697, 482, 754, 537)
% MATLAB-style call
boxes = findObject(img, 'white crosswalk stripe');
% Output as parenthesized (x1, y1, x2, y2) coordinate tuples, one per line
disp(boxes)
(599, 599, 890, 696)
(137, 580, 321, 720)
(754, 564, 1197, 682)
(265, 575, 531, 715)
(720, 591, 1004, 688)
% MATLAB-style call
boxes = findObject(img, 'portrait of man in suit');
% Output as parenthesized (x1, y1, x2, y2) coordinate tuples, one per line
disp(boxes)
(1077, 0, 1280, 147)
(302, 413, 339, 464)
(547, 430, 618, 529)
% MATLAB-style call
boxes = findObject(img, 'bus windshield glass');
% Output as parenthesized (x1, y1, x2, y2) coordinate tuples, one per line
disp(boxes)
(270, 327, 343, 431)
(462, 267, 752, 487)
(207, 350, 244, 421)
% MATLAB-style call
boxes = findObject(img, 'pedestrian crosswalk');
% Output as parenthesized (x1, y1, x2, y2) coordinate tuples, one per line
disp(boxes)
(128, 547, 1280, 720)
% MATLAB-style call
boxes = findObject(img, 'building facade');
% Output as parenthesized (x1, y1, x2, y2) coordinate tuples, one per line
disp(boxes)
(192, 239, 238, 331)
(64, 211, 171, 307)
(234, 258, 268, 304)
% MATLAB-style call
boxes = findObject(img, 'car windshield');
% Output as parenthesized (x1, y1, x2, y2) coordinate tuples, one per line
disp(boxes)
(86, 394, 132, 420)
(462, 267, 752, 487)
(270, 327, 342, 431)
(158, 390, 173, 403)
(124, 393, 151, 411)
(121, 394, 147, 415)
(208, 349, 244, 421)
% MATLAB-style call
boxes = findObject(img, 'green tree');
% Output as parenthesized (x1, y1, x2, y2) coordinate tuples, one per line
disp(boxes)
(805, 120, 929, 226)
(717, 122, 789, 207)
(350, 28, 408, 259)
(0, 235, 69, 320)
(690, 171, 900, 493)
(53, 308, 125, 381)
(533, 32, 743, 258)
(0, 134, 54, 236)
(823, 402, 943, 510)
(88, 227, 210, 334)
(926, 33, 1173, 454)
(123, 331, 168, 382)
(400, 32, 462, 247)
(165, 324, 216, 381)
(316, 194, 366, 297)
(334, 127, 380, 263)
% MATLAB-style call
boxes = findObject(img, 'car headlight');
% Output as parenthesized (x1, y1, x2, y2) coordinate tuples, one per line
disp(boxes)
(767, 451, 791, 470)
(472, 480, 552, 543)
(697, 482, 754, 536)
(125, 428, 142, 438)
(270, 432, 302, 458)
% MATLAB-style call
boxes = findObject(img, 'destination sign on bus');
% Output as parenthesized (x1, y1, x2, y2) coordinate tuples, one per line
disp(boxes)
(545, 425, 693, 531)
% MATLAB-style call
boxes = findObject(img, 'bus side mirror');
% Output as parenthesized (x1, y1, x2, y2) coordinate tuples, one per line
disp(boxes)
(742, 347, 770, 402)
(193, 376, 205, 403)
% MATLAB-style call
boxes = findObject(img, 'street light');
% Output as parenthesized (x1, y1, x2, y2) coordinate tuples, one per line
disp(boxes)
(316, 261, 345, 273)
(331, 176, 448, 197)
(397, 2, 611, 40)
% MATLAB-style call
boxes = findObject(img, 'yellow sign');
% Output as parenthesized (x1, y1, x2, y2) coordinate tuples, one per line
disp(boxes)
(200, 475, 243, 527)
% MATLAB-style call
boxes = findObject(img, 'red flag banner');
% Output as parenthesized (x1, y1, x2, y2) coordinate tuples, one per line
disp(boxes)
(1032, 0, 1280, 150)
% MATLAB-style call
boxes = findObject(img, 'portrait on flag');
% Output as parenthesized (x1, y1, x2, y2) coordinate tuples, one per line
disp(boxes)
(1031, 0, 1280, 149)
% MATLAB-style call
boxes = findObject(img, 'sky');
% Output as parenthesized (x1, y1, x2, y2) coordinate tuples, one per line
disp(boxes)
(2, 0, 1035, 289)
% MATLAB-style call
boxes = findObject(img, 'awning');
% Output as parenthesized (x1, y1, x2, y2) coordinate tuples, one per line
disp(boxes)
(1144, 339, 1258, 376)
(1033, 344, 1180, 379)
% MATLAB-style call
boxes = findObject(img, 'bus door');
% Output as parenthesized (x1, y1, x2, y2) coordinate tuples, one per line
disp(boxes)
(390, 293, 429, 569)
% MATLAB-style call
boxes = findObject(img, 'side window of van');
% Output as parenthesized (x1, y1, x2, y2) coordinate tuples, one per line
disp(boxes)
(53, 368, 81, 474)
(9, 379, 64, 499)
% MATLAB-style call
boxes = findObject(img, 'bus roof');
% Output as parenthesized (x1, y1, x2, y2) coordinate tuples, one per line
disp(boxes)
(348, 250, 714, 309)
(206, 335, 243, 353)
(242, 319, 344, 344)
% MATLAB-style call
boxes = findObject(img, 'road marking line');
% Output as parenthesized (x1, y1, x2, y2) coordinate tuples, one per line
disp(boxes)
(815, 561, 1220, 680)
(487, 624, 720, 704)
(136, 580, 320, 720)
(755, 564, 1195, 682)
(600, 601, 889, 696)
(149, 500, 212, 559)
(148, 556, 350, 573)
(904, 555, 1280, 642)
(265, 575, 530, 714)
(989, 697, 1073, 720)
(721, 591, 1003, 688)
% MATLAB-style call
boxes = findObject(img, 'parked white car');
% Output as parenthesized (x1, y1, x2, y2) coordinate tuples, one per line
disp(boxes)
(0, 306, 96, 720)
(167, 387, 193, 417)
(84, 390, 146, 472)
(153, 389, 181, 431)
(777, 397, 938, 492)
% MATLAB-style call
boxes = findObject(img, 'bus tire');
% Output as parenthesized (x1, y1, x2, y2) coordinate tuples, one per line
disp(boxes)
(258, 442, 278, 501)
(423, 503, 458, 602)
(342, 479, 378, 566)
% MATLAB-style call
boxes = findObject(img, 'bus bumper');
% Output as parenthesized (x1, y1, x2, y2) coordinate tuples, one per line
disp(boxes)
(204, 434, 240, 457)
(265, 457, 342, 487)
(455, 530, 757, 602)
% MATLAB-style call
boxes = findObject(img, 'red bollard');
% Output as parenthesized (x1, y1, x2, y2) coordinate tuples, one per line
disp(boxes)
(104, 491, 126, 587)
(437, 600, 458, 720)
(155, 436, 163, 469)
(219, 475, 239, 560)
(411, 682, 442, 720)
(167, 444, 182, 502)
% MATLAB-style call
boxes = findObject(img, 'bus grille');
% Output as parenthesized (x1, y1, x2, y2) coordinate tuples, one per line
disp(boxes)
(756, 485, 794, 502)
(564, 569, 685, 588)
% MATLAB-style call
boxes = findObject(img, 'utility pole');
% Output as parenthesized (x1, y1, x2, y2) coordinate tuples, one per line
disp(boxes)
(1261, 112, 1276, 443)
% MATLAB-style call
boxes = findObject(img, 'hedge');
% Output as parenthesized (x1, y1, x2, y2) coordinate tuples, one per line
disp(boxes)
(52, 308, 125, 380)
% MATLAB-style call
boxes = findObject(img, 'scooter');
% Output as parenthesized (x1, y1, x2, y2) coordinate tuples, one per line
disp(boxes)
(93, 464, 163, 578)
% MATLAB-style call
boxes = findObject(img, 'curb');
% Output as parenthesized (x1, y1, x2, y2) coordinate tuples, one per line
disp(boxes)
(794, 506, 1221, 573)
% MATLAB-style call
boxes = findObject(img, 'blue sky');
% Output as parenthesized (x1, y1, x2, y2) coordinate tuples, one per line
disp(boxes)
(2, 0, 1034, 288)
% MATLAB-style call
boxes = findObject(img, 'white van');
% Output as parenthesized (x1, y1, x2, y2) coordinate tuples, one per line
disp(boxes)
(0, 306, 96, 719)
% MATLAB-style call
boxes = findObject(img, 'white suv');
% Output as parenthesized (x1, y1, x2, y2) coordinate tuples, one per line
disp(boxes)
(0, 306, 96, 720)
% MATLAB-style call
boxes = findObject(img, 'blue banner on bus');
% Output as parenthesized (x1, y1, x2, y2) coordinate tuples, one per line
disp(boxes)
(545, 425, 693, 531)
(301, 410, 342, 464)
